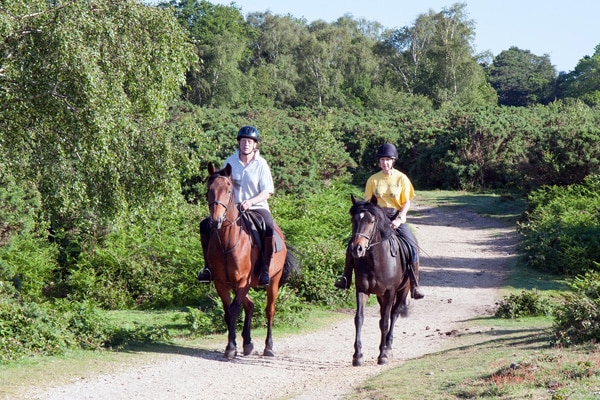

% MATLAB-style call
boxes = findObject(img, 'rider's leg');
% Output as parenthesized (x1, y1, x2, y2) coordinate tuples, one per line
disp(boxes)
(256, 209, 275, 287)
(258, 235, 274, 286)
(334, 245, 353, 289)
(408, 260, 425, 299)
(196, 218, 213, 283)
(397, 224, 424, 299)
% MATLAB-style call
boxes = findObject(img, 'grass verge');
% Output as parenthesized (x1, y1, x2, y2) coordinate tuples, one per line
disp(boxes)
(346, 317, 600, 400)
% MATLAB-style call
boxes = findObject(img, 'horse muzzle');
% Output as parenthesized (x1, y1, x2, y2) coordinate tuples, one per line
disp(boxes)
(351, 242, 367, 258)
(211, 215, 225, 229)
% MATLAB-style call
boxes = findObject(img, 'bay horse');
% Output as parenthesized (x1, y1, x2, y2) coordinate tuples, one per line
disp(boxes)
(348, 194, 413, 366)
(205, 163, 295, 360)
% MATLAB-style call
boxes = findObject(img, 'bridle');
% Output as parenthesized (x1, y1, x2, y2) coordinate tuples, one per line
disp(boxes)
(208, 176, 241, 228)
(352, 211, 384, 250)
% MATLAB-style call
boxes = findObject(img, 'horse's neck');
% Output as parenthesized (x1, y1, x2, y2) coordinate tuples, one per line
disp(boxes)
(377, 226, 394, 242)
(225, 207, 241, 231)
(215, 208, 244, 249)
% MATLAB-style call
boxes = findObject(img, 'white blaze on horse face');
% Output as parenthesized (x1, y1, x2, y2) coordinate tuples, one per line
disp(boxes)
(352, 211, 372, 257)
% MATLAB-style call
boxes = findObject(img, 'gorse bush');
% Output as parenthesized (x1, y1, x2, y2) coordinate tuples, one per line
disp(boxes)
(65, 199, 207, 309)
(0, 293, 173, 363)
(552, 270, 600, 346)
(275, 181, 357, 306)
(495, 290, 555, 319)
(519, 175, 600, 275)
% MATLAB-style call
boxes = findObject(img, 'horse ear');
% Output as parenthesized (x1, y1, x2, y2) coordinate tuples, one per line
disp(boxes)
(224, 163, 232, 176)
(208, 162, 216, 175)
(370, 194, 378, 206)
(351, 193, 357, 205)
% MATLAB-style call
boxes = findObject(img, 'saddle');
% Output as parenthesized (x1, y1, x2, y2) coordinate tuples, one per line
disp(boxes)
(243, 210, 284, 253)
(390, 230, 415, 266)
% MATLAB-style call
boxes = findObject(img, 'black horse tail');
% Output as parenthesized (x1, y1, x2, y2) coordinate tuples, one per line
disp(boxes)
(280, 244, 301, 286)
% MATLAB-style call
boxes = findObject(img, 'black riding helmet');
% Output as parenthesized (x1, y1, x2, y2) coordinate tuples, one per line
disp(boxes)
(237, 125, 260, 142)
(376, 143, 398, 159)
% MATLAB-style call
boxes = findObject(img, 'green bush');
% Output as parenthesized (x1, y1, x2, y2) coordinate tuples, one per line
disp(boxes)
(66, 198, 207, 309)
(495, 290, 555, 318)
(274, 181, 356, 306)
(0, 296, 108, 362)
(552, 270, 600, 346)
(0, 294, 173, 363)
(519, 175, 600, 275)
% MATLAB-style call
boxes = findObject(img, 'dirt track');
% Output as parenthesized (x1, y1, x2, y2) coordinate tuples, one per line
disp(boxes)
(23, 202, 518, 400)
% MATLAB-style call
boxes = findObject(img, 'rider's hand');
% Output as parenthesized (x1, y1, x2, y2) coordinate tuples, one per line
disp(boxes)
(241, 199, 253, 211)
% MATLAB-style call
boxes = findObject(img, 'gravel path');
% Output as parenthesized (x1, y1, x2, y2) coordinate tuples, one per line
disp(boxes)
(23, 202, 518, 400)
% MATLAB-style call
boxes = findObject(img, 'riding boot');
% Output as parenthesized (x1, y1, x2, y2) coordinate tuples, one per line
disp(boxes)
(258, 236, 274, 286)
(196, 230, 213, 283)
(408, 261, 425, 299)
(334, 247, 353, 290)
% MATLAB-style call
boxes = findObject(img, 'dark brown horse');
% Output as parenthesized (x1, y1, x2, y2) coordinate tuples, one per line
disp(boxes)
(206, 163, 295, 359)
(348, 194, 413, 366)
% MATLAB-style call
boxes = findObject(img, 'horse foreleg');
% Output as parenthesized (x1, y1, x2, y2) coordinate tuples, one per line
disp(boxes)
(241, 292, 255, 356)
(224, 297, 242, 360)
(378, 291, 394, 365)
(353, 291, 368, 366)
(387, 287, 410, 351)
(214, 286, 238, 360)
(263, 284, 280, 357)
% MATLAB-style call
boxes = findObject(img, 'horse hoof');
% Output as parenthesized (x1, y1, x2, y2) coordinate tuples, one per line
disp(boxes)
(377, 356, 389, 365)
(243, 343, 254, 356)
(263, 348, 275, 357)
(224, 349, 237, 360)
(352, 357, 364, 367)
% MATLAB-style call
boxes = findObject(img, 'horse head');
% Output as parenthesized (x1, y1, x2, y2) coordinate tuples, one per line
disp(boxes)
(207, 163, 235, 229)
(349, 194, 381, 258)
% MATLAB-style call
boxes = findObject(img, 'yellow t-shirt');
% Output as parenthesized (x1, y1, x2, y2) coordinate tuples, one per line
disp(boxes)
(364, 169, 415, 210)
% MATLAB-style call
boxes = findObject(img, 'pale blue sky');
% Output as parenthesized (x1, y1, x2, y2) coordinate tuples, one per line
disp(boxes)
(211, 0, 599, 73)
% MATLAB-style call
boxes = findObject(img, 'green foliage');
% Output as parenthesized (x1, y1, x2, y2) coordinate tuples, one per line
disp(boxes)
(526, 101, 600, 187)
(66, 198, 206, 309)
(0, 170, 58, 300)
(166, 0, 250, 107)
(0, 295, 174, 362)
(552, 271, 600, 346)
(0, 233, 59, 301)
(274, 181, 356, 306)
(377, 3, 492, 107)
(487, 46, 556, 106)
(519, 175, 600, 275)
(557, 44, 600, 106)
(0, 171, 40, 245)
(495, 290, 555, 318)
(1, 0, 196, 236)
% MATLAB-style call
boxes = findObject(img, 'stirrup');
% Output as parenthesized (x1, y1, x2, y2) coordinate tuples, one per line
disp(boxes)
(334, 276, 349, 290)
(196, 268, 212, 283)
